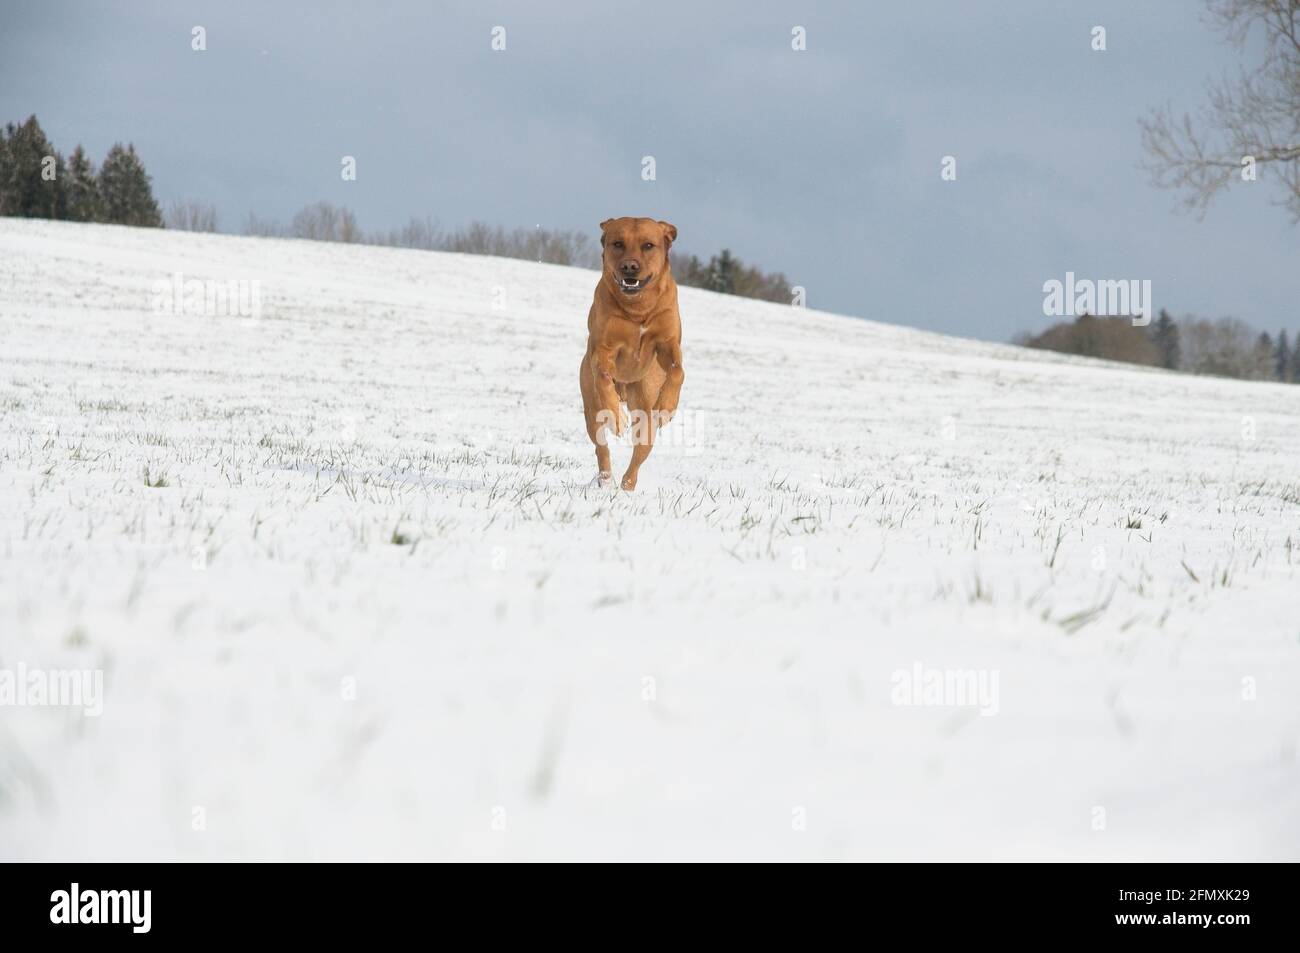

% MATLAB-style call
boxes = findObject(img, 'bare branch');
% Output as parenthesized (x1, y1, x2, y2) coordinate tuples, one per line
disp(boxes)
(1144, 0, 1300, 221)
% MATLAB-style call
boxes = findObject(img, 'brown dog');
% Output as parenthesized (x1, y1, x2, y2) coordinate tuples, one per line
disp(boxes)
(579, 216, 685, 490)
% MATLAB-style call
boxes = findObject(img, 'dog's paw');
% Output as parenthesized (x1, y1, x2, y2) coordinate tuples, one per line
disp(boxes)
(608, 405, 630, 439)
(588, 470, 614, 489)
(651, 407, 677, 429)
(596, 408, 625, 439)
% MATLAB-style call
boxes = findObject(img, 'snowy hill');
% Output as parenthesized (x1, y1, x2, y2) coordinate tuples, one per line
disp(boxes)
(1, 218, 1297, 860)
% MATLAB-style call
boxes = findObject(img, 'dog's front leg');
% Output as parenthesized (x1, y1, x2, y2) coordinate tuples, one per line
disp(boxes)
(652, 339, 685, 426)
(592, 345, 625, 437)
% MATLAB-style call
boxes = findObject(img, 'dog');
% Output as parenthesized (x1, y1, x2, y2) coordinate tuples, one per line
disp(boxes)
(578, 216, 685, 490)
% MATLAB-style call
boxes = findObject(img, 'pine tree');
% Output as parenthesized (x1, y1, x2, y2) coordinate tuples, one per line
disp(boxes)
(1150, 308, 1181, 370)
(64, 145, 102, 222)
(97, 143, 162, 227)
(705, 249, 738, 294)
(1276, 330, 1291, 383)
(0, 129, 8, 215)
(0, 115, 67, 219)
(1291, 336, 1300, 384)
(670, 253, 706, 288)
(1254, 332, 1274, 380)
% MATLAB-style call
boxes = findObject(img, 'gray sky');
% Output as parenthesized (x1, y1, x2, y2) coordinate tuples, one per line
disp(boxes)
(3, 0, 1296, 341)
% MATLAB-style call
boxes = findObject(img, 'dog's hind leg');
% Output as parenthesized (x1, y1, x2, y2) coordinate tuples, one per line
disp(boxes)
(620, 372, 664, 492)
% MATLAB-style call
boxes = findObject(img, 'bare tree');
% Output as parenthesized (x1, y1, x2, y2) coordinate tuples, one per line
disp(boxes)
(1140, 0, 1300, 220)
(337, 207, 361, 243)
(290, 201, 360, 242)
(243, 211, 286, 237)
(419, 220, 599, 267)
(166, 198, 218, 232)
(290, 201, 331, 241)
(1179, 315, 1269, 377)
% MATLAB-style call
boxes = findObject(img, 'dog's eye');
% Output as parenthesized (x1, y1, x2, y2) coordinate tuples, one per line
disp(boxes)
(642, 243, 654, 251)
(612, 241, 624, 249)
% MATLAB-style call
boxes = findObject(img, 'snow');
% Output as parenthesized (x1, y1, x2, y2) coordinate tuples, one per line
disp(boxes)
(1, 218, 1297, 861)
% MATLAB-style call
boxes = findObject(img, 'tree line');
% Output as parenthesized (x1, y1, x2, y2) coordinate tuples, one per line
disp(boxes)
(1016, 311, 1300, 385)
(670, 249, 791, 303)
(2, 114, 793, 304)
(2, 115, 1286, 353)
(248, 203, 794, 303)
(0, 115, 162, 226)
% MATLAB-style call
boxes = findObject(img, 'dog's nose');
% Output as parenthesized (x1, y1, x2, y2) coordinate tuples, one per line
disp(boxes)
(619, 260, 640, 276)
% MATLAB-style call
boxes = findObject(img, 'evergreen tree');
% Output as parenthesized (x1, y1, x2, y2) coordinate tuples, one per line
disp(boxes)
(1292, 336, 1300, 384)
(1150, 308, 1181, 370)
(0, 115, 67, 219)
(64, 145, 102, 222)
(670, 253, 706, 287)
(97, 143, 162, 227)
(0, 129, 8, 215)
(669, 247, 789, 303)
(1276, 330, 1291, 383)
(705, 249, 738, 294)
(1254, 332, 1275, 380)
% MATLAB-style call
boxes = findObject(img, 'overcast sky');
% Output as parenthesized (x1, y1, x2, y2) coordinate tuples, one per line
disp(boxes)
(2, 0, 1296, 341)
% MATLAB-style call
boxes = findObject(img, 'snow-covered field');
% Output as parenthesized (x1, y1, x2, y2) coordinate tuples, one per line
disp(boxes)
(1, 218, 1297, 861)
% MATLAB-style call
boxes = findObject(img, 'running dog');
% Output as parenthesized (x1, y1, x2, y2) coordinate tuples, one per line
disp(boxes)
(578, 216, 685, 490)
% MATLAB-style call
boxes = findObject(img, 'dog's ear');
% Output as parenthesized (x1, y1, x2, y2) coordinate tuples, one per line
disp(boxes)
(599, 218, 614, 247)
(658, 221, 677, 249)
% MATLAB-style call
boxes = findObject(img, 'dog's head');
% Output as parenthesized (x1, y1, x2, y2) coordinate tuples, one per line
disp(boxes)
(599, 217, 677, 299)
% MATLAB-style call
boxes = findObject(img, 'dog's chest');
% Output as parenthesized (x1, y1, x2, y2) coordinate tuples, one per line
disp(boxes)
(614, 323, 657, 379)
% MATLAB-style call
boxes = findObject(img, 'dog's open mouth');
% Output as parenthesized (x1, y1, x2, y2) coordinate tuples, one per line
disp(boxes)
(619, 274, 652, 295)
